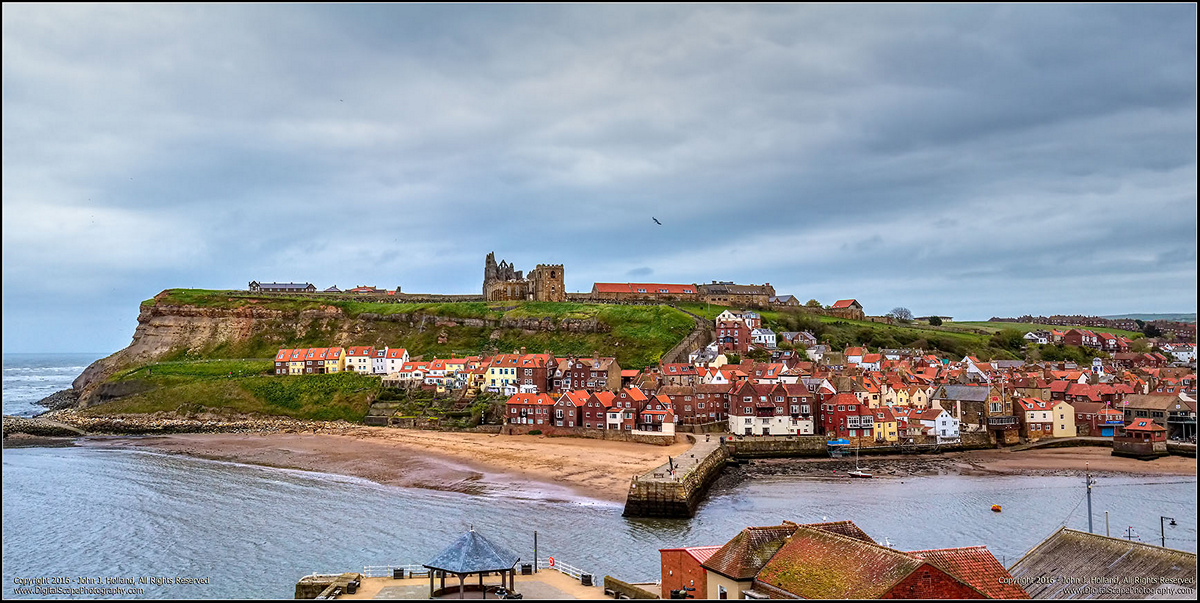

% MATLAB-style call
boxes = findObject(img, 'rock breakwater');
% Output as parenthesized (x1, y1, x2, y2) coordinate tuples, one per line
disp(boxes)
(7, 410, 360, 437)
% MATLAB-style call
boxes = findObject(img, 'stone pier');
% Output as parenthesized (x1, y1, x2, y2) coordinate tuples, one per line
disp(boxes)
(623, 436, 728, 518)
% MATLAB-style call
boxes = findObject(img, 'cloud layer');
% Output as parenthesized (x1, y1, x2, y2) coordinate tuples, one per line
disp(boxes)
(3, 4, 1195, 353)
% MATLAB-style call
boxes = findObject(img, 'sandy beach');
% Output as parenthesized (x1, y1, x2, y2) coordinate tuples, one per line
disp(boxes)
(74, 427, 1195, 502)
(78, 427, 693, 502)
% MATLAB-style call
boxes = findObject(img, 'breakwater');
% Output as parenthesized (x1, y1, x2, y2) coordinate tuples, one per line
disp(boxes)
(623, 432, 999, 518)
(623, 437, 728, 518)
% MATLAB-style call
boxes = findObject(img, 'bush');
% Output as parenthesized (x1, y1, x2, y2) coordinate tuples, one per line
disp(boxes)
(528, 429, 542, 435)
(928, 316, 943, 326)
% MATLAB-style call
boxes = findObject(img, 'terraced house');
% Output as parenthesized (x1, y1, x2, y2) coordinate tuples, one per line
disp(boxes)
(274, 347, 344, 375)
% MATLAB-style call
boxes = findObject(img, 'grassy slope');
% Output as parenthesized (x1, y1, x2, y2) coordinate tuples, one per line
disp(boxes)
(93, 291, 696, 420)
(949, 321, 1143, 338)
(148, 290, 693, 369)
(678, 302, 1020, 360)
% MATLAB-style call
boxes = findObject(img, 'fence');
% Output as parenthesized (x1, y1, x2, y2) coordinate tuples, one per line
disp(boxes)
(361, 564, 428, 578)
(537, 558, 590, 581)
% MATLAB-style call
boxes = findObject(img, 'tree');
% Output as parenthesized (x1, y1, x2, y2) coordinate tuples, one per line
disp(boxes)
(1143, 324, 1163, 338)
(805, 299, 822, 308)
(889, 307, 914, 323)
(928, 316, 943, 326)
(990, 329, 1026, 352)
(725, 353, 742, 364)
(747, 348, 770, 361)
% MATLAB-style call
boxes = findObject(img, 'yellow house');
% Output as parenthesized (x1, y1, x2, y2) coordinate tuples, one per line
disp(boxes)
(1050, 399, 1077, 438)
(908, 387, 930, 408)
(883, 386, 909, 407)
(873, 407, 899, 442)
(485, 354, 522, 392)
(322, 347, 345, 373)
(286, 348, 307, 375)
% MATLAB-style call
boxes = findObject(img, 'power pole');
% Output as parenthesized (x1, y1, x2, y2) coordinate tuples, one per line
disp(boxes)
(1086, 462, 1095, 533)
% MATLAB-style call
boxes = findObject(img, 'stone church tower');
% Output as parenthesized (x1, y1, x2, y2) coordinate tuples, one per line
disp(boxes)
(528, 264, 566, 302)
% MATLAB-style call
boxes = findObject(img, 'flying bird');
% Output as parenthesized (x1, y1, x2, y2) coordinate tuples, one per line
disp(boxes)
(652, 217, 662, 225)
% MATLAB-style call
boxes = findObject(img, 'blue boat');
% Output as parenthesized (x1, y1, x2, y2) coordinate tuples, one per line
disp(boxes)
(827, 438, 851, 458)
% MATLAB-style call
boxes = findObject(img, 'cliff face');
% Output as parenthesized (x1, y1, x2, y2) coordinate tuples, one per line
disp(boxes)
(72, 297, 617, 406)
(73, 303, 348, 404)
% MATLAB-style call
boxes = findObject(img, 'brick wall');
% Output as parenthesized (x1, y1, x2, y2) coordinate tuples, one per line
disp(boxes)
(882, 564, 985, 599)
(660, 550, 708, 599)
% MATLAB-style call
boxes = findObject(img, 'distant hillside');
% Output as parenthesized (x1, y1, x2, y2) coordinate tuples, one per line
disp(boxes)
(1101, 313, 1196, 324)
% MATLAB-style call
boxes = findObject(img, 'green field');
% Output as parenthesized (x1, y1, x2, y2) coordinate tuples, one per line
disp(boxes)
(948, 321, 1143, 338)
(85, 369, 379, 422)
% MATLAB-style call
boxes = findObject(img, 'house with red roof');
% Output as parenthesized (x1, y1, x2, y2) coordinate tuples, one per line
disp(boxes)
(829, 299, 865, 320)
(1113, 418, 1168, 458)
(590, 282, 698, 301)
(344, 346, 375, 374)
(659, 545, 721, 599)
(636, 394, 676, 435)
(505, 393, 555, 427)
(552, 390, 590, 428)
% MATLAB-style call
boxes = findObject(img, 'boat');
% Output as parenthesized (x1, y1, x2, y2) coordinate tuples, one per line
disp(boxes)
(827, 438, 851, 458)
(992, 504, 1002, 513)
(847, 443, 873, 478)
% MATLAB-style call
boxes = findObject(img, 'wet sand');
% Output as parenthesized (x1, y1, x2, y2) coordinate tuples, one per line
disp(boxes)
(77, 430, 1194, 501)
(78, 427, 693, 502)
(732, 446, 1196, 481)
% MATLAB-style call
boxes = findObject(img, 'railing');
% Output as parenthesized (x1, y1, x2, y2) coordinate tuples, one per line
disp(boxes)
(361, 564, 428, 578)
(536, 558, 590, 581)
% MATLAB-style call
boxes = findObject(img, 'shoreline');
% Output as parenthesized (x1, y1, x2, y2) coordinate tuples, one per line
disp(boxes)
(11, 427, 1189, 504)
(72, 427, 694, 503)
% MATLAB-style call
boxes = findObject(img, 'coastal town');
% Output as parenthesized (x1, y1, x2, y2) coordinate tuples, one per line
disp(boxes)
(9, 256, 1197, 601)
(253, 255, 1197, 453)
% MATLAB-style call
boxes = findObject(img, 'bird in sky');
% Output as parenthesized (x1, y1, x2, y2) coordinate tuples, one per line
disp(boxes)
(652, 217, 662, 225)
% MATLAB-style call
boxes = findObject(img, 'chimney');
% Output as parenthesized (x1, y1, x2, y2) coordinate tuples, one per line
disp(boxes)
(520, 346, 526, 355)
(594, 350, 600, 363)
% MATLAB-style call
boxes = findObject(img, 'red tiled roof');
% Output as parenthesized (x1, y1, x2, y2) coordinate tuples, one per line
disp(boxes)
(755, 526, 929, 599)
(831, 299, 860, 309)
(593, 282, 696, 294)
(702, 523, 798, 580)
(908, 546, 1029, 599)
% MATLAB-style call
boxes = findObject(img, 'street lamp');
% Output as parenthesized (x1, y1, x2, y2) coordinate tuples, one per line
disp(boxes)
(1161, 516, 1177, 548)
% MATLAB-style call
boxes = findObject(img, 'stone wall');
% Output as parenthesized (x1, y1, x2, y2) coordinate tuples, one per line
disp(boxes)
(623, 443, 729, 518)
(603, 576, 660, 599)
(721, 435, 829, 458)
(503, 424, 678, 446)
(676, 421, 729, 434)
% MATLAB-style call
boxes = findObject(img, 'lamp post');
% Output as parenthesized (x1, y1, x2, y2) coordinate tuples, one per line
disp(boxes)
(1160, 516, 1177, 548)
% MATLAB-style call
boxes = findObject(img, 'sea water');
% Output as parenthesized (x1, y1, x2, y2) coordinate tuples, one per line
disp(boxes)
(3, 355, 1196, 599)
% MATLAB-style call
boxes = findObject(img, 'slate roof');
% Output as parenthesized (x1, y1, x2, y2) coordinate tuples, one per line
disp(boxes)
(908, 546, 1030, 599)
(935, 384, 990, 402)
(424, 529, 521, 574)
(1008, 527, 1197, 599)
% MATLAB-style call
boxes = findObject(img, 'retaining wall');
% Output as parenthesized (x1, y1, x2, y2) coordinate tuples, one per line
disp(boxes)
(623, 443, 729, 518)
(504, 424, 678, 446)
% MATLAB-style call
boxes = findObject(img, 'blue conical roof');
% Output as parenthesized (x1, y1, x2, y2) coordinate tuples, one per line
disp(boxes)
(423, 529, 521, 574)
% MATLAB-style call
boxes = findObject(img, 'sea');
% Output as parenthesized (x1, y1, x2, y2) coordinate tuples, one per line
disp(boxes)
(3, 354, 1197, 599)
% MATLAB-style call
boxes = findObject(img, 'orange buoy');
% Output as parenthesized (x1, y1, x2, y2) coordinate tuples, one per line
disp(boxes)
(548, 556, 555, 567)
(992, 504, 1002, 513)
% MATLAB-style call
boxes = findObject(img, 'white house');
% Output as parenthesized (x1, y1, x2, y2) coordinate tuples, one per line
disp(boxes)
(806, 345, 828, 363)
(918, 408, 960, 443)
(727, 405, 814, 436)
(372, 347, 389, 374)
(384, 348, 410, 374)
(751, 328, 777, 349)
(345, 346, 375, 373)
(1167, 344, 1196, 364)
(1024, 331, 1050, 345)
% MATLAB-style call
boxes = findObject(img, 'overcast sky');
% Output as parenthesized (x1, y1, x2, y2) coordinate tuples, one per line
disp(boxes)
(3, 4, 1196, 354)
